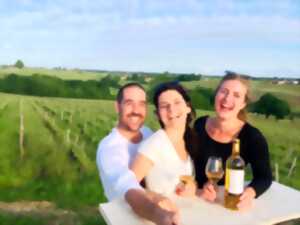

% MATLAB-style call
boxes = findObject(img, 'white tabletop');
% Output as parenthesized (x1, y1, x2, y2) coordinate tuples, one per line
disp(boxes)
(99, 182, 300, 225)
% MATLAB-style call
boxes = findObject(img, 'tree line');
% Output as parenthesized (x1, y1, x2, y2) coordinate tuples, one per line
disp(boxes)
(0, 73, 292, 119)
(0, 74, 118, 100)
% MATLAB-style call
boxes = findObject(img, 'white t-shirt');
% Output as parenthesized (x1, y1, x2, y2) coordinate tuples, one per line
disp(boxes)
(138, 129, 194, 195)
(96, 126, 152, 201)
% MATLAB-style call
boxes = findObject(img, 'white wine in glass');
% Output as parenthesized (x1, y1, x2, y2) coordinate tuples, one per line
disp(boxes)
(205, 156, 224, 186)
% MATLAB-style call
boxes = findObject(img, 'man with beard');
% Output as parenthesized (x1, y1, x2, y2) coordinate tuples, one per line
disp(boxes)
(97, 83, 180, 225)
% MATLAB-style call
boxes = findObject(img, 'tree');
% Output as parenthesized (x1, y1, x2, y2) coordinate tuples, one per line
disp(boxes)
(250, 93, 291, 119)
(15, 60, 24, 69)
(188, 87, 214, 110)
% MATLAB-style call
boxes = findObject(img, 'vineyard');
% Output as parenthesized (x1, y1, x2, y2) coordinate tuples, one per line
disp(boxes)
(0, 86, 300, 224)
(0, 92, 162, 224)
(0, 93, 116, 224)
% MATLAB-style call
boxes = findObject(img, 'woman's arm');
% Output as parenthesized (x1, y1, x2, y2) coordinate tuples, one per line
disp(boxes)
(130, 153, 154, 182)
(247, 129, 272, 197)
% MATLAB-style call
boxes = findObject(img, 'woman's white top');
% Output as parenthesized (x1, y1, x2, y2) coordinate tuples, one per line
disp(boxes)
(138, 129, 193, 195)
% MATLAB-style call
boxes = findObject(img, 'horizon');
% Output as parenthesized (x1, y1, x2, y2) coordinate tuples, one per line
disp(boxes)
(2, 64, 300, 79)
(1, 0, 300, 78)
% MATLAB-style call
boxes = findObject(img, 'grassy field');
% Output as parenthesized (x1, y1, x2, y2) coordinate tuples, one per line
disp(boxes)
(0, 72, 299, 224)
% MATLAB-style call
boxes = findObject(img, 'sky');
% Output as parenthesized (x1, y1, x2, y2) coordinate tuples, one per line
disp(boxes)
(0, 0, 300, 77)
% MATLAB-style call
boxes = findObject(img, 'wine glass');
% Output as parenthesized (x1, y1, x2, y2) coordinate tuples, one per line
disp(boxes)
(205, 156, 224, 188)
(176, 163, 197, 196)
(179, 163, 196, 185)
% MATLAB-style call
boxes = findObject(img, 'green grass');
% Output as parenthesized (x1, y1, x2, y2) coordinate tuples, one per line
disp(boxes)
(248, 114, 300, 188)
(0, 213, 47, 225)
(0, 211, 107, 225)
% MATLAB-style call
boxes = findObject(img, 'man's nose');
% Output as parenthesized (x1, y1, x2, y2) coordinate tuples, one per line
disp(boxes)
(132, 103, 141, 113)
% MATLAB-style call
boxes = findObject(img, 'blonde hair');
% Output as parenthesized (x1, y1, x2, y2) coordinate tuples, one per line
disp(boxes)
(215, 72, 251, 121)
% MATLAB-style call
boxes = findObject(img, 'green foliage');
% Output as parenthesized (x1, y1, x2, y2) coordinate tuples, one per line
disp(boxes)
(0, 74, 119, 100)
(188, 87, 214, 110)
(14, 60, 24, 69)
(250, 93, 291, 119)
(128, 73, 147, 83)
(149, 73, 175, 86)
(147, 73, 177, 99)
(0, 213, 46, 225)
(177, 73, 201, 81)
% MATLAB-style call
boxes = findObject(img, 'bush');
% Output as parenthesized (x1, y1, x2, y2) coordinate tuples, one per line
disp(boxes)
(14, 60, 24, 69)
(177, 74, 201, 81)
(188, 87, 214, 110)
(249, 93, 291, 119)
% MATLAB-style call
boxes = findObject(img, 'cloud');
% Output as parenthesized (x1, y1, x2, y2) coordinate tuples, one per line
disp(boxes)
(2, 0, 299, 43)
(0, 0, 299, 76)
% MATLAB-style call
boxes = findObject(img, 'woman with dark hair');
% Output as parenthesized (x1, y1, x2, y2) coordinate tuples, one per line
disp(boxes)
(130, 81, 197, 197)
(194, 72, 272, 210)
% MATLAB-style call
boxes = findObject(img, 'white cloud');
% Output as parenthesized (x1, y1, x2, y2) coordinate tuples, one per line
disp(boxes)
(0, 0, 299, 76)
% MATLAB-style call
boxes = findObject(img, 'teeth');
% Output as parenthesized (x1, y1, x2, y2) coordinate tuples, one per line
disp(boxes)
(129, 116, 140, 122)
(221, 102, 233, 109)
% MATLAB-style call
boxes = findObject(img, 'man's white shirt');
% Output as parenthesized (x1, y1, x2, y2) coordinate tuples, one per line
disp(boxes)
(96, 126, 152, 201)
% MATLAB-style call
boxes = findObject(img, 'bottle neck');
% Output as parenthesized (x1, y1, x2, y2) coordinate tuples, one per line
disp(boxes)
(232, 139, 240, 156)
(232, 149, 240, 156)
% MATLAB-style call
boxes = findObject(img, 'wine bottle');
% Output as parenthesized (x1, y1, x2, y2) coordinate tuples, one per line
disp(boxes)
(224, 138, 245, 210)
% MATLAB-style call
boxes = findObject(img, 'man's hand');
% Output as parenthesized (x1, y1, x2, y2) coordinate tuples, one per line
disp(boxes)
(126, 189, 180, 225)
(150, 192, 179, 212)
(153, 204, 180, 225)
(148, 192, 180, 225)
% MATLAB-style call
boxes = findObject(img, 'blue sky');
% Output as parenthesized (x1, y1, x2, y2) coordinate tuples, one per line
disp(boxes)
(0, 0, 300, 77)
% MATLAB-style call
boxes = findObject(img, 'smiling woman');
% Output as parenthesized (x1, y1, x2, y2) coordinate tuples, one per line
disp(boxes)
(130, 81, 197, 196)
(193, 72, 272, 210)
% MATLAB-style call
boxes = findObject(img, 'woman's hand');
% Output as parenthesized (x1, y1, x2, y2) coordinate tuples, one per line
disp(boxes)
(175, 176, 197, 197)
(200, 181, 217, 202)
(237, 187, 256, 210)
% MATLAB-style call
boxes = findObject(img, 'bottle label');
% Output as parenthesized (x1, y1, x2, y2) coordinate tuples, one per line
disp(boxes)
(228, 169, 244, 194)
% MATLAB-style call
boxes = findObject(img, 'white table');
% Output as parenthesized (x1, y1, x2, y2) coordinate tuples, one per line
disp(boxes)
(99, 182, 300, 225)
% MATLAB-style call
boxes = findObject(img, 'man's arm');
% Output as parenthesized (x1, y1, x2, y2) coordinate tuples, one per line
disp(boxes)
(125, 189, 180, 225)
(96, 141, 142, 200)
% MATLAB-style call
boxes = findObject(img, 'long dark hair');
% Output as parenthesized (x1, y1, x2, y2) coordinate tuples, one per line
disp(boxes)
(153, 81, 197, 159)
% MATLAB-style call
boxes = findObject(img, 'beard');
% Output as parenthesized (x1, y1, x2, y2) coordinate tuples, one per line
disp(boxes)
(119, 113, 145, 132)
